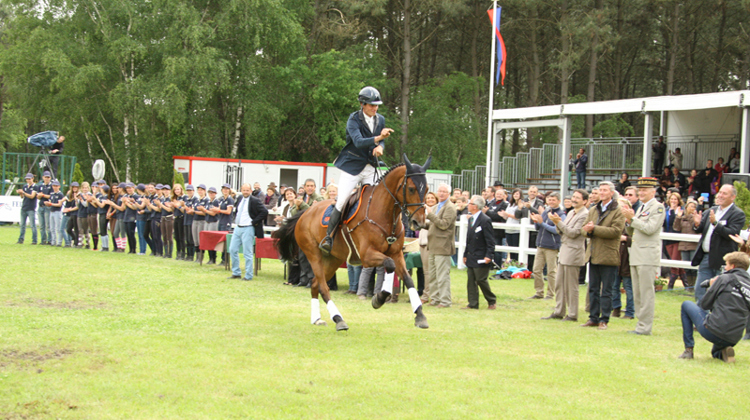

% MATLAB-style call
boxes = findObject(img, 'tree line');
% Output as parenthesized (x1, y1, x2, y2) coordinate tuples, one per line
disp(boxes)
(0, 0, 748, 183)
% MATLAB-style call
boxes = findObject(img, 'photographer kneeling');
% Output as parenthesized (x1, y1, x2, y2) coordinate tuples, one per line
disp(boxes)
(679, 252, 750, 363)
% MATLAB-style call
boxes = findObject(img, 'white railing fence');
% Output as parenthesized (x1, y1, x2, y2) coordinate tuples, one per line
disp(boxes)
(454, 215, 701, 271)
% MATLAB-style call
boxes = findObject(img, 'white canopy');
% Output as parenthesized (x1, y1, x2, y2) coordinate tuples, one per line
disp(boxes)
(487, 90, 750, 197)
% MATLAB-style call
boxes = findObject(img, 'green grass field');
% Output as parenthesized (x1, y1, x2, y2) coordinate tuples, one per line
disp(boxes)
(0, 225, 748, 419)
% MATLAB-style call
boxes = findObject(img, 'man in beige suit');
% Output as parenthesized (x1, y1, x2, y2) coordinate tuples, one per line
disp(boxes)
(543, 189, 590, 321)
(621, 177, 665, 335)
(427, 183, 457, 308)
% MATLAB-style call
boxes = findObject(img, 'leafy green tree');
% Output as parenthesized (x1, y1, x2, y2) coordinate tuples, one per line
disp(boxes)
(72, 163, 85, 185)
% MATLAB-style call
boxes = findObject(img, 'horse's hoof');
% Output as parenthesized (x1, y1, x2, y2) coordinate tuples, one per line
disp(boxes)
(371, 292, 388, 310)
(336, 321, 349, 331)
(415, 314, 429, 329)
(313, 319, 327, 326)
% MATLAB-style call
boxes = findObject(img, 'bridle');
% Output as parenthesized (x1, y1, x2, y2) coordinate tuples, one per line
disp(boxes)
(350, 163, 427, 252)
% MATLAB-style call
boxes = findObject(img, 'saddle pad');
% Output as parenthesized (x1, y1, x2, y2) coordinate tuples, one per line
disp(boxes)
(320, 186, 368, 227)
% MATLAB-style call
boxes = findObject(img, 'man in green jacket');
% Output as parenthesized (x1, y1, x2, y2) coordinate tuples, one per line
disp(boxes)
(580, 181, 626, 330)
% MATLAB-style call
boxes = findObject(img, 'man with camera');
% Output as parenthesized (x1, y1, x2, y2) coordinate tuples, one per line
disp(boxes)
(678, 252, 750, 363)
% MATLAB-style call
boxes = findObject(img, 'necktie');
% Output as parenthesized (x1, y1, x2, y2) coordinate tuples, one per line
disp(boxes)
(469, 216, 474, 227)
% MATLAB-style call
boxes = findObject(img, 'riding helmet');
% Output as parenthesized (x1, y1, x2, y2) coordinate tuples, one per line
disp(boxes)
(358, 86, 383, 105)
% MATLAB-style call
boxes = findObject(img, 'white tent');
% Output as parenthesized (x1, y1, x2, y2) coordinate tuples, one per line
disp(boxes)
(487, 90, 750, 197)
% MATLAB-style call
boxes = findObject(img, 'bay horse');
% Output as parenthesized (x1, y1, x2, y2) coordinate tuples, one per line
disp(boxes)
(273, 155, 431, 331)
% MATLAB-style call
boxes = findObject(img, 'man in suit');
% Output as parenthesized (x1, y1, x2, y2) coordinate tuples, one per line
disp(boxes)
(621, 177, 665, 335)
(462, 195, 497, 310)
(580, 181, 626, 330)
(543, 189, 589, 321)
(690, 184, 745, 303)
(319, 86, 393, 254)
(427, 183, 457, 308)
(229, 183, 269, 280)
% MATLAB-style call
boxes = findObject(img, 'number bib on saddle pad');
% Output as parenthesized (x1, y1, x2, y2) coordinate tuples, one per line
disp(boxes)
(320, 186, 369, 227)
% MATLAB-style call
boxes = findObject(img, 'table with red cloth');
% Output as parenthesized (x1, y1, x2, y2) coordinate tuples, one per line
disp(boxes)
(199, 231, 230, 253)
(254, 237, 280, 276)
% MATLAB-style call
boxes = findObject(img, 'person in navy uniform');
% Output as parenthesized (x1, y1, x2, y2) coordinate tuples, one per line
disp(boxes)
(229, 183, 268, 280)
(215, 183, 235, 265)
(157, 184, 174, 258)
(16, 173, 38, 244)
(145, 184, 165, 256)
(203, 186, 220, 264)
(62, 182, 80, 247)
(122, 183, 139, 254)
(45, 180, 64, 246)
(192, 184, 210, 264)
(170, 184, 187, 260)
(319, 86, 394, 254)
(182, 185, 197, 261)
(462, 195, 498, 310)
(132, 184, 150, 255)
(35, 171, 54, 245)
(92, 184, 111, 252)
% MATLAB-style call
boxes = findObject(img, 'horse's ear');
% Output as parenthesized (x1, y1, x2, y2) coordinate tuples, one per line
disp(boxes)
(423, 156, 432, 171)
(403, 154, 412, 169)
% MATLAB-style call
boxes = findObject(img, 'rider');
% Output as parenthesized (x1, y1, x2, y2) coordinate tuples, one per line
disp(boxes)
(319, 86, 394, 254)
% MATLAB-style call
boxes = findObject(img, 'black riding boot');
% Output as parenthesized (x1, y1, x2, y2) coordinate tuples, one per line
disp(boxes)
(319, 208, 342, 255)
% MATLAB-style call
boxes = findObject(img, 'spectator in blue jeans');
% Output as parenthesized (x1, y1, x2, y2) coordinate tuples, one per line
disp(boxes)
(16, 173, 38, 245)
(612, 198, 635, 318)
(678, 252, 750, 362)
(346, 264, 362, 295)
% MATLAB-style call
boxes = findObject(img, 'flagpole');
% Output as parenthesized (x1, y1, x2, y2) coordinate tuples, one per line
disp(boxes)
(485, 0, 498, 188)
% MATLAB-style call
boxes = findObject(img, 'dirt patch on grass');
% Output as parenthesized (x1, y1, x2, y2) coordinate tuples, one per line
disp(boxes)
(4, 299, 108, 310)
(0, 348, 73, 369)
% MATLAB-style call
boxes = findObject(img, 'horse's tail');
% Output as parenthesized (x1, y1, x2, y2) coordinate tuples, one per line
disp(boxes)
(272, 210, 305, 261)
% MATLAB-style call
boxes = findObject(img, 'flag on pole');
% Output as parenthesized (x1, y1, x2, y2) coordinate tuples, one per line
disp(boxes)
(487, 7, 507, 86)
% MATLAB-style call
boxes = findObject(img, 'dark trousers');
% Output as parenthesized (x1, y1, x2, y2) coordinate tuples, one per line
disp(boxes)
(125, 221, 137, 253)
(174, 217, 185, 254)
(588, 264, 617, 323)
(184, 223, 194, 248)
(654, 158, 664, 173)
(151, 219, 163, 255)
(467, 265, 496, 308)
(66, 215, 78, 246)
(143, 218, 155, 253)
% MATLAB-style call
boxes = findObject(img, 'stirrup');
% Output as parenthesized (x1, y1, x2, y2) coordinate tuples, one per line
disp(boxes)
(319, 236, 332, 254)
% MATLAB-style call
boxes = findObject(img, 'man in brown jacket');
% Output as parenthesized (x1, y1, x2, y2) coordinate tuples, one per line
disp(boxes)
(427, 183, 457, 308)
(580, 181, 626, 330)
(543, 189, 590, 321)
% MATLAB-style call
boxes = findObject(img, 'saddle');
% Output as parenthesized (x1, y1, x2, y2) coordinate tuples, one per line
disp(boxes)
(320, 185, 369, 227)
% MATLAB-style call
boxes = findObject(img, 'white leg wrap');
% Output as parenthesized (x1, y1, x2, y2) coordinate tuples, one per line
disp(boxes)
(327, 300, 342, 321)
(382, 272, 394, 294)
(311, 298, 321, 324)
(408, 288, 422, 313)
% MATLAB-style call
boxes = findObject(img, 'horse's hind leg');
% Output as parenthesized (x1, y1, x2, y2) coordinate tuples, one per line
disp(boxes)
(311, 258, 349, 331)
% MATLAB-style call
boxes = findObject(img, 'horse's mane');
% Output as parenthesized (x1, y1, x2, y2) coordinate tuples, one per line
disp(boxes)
(377, 163, 406, 183)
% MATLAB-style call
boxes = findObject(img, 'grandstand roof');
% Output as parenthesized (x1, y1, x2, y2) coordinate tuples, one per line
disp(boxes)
(492, 90, 750, 121)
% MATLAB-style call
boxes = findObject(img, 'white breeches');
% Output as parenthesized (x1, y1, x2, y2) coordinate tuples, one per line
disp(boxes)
(335, 164, 376, 211)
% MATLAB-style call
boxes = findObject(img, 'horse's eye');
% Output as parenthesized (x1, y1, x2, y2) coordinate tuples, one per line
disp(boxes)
(409, 187, 416, 194)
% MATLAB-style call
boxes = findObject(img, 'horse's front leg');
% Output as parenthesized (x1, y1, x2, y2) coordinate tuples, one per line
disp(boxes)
(360, 248, 396, 310)
(392, 251, 429, 329)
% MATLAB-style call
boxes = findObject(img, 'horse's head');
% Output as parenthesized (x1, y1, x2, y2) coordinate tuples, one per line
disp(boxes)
(402, 154, 431, 231)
